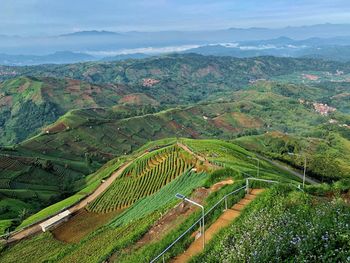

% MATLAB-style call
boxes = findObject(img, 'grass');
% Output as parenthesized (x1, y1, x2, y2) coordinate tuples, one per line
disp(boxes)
(17, 158, 125, 229)
(18, 194, 84, 229)
(191, 186, 350, 263)
(182, 138, 301, 183)
(88, 145, 196, 213)
(110, 169, 208, 228)
(0, 220, 12, 235)
(0, 232, 67, 263)
(235, 131, 350, 181)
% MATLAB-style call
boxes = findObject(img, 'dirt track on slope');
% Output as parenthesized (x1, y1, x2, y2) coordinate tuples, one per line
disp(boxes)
(6, 152, 147, 243)
(256, 154, 319, 185)
(5, 142, 218, 244)
(177, 142, 219, 169)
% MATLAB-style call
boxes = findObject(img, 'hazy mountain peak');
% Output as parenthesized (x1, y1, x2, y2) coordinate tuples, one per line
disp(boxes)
(60, 30, 121, 37)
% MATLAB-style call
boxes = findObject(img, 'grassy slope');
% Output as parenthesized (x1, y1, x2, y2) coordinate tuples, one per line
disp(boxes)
(1, 55, 350, 145)
(2, 82, 349, 229)
(191, 185, 350, 262)
(0, 139, 300, 262)
(235, 130, 350, 182)
(0, 76, 129, 145)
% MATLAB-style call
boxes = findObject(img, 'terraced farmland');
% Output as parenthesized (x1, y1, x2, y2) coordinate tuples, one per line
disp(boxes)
(87, 145, 197, 213)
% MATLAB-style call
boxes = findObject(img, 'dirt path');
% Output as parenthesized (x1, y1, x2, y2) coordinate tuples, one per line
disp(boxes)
(172, 189, 265, 263)
(256, 154, 319, 185)
(4, 142, 223, 243)
(109, 179, 234, 262)
(177, 142, 218, 169)
(6, 152, 149, 243)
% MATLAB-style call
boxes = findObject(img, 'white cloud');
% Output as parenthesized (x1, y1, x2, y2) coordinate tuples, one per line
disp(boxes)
(84, 44, 201, 57)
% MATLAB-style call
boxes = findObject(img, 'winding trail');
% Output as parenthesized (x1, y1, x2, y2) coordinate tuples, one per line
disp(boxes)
(256, 154, 319, 185)
(5, 151, 150, 243)
(4, 143, 199, 243)
(177, 142, 218, 169)
(172, 189, 265, 263)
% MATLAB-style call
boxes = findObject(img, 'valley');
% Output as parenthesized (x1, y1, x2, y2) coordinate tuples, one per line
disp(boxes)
(0, 54, 349, 262)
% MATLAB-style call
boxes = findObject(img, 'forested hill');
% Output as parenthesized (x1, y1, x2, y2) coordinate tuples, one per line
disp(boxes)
(1, 54, 350, 145)
(1, 54, 350, 85)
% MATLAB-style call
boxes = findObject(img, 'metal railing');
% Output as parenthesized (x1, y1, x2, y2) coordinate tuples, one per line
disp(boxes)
(150, 185, 246, 263)
(150, 177, 303, 263)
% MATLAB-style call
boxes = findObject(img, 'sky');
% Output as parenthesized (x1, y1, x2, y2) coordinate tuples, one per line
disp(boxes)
(1, 0, 350, 36)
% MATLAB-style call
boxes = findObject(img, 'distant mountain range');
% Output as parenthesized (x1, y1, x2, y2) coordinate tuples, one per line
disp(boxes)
(0, 51, 96, 66)
(1, 24, 350, 65)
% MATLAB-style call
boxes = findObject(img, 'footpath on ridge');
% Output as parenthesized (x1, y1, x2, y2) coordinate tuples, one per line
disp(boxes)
(172, 189, 265, 263)
(5, 149, 152, 243)
(4, 142, 211, 243)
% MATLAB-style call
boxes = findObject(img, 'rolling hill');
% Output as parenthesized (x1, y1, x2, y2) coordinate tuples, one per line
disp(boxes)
(1, 55, 350, 146)
(0, 76, 134, 145)
(1, 138, 348, 263)
(1, 78, 349, 231)
(0, 54, 349, 262)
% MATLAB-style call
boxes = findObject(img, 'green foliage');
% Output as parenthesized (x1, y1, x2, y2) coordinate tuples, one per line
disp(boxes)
(236, 131, 350, 182)
(0, 232, 67, 263)
(88, 146, 195, 213)
(192, 187, 350, 263)
(109, 169, 208, 228)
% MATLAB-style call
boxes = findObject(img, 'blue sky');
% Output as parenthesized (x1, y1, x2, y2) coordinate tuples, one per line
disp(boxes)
(1, 0, 350, 36)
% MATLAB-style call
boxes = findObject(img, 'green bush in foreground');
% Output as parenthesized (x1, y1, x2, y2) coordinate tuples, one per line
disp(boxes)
(191, 187, 350, 263)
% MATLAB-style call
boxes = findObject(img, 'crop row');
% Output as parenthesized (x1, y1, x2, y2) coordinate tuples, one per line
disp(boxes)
(120, 145, 182, 178)
(87, 147, 194, 213)
(0, 156, 24, 171)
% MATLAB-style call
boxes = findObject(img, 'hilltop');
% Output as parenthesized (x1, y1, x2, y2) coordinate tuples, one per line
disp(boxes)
(0, 54, 349, 262)
(1, 55, 350, 145)
(1, 78, 350, 231)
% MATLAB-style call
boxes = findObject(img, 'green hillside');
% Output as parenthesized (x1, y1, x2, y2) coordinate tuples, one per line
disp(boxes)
(1, 55, 350, 145)
(235, 130, 350, 182)
(0, 139, 303, 262)
(1, 79, 349, 229)
(87, 145, 199, 213)
(0, 76, 128, 145)
(0, 55, 349, 261)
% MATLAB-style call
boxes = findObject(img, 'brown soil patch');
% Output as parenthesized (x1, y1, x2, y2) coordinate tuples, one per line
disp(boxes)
(119, 93, 159, 106)
(302, 74, 319, 81)
(169, 120, 182, 130)
(52, 209, 122, 243)
(67, 81, 81, 92)
(18, 81, 31, 92)
(232, 112, 262, 128)
(111, 179, 233, 261)
(210, 179, 234, 192)
(47, 122, 67, 133)
(184, 127, 200, 139)
(142, 78, 160, 87)
(0, 96, 12, 107)
(210, 118, 238, 132)
(342, 191, 350, 203)
(196, 65, 221, 78)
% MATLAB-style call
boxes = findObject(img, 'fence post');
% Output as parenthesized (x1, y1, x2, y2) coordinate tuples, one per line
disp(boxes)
(246, 178, 249, 193)
(224, 196, 228, 210)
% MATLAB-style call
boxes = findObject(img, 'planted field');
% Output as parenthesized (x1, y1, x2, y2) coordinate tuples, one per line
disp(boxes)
(52, 209, 122, 243)
(87, 145, 196, 213)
